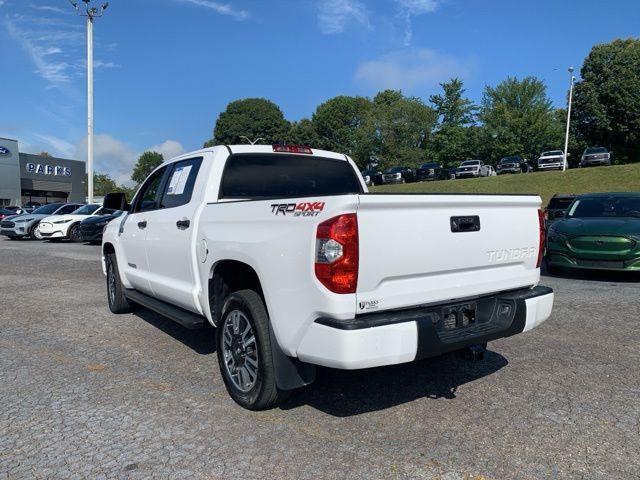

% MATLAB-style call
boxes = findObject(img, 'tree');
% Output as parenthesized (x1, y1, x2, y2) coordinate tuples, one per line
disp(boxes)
(285, 118, 322, 147)
(428, 79, 478, 167)
(479, 76, 564, 162)
(205, 98, 290, 146)
(572, 38, 640, 164)
(368, 90, 438, 169)
(93, 173, 118, 196)
(311, 95, 373, 165)
(39, 151, 53, 158)
(429, 78, 476, 126)
(131, 151, 163, 185)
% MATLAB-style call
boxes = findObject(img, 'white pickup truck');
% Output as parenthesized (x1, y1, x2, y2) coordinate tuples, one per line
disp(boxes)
(102, 144, 554, 410)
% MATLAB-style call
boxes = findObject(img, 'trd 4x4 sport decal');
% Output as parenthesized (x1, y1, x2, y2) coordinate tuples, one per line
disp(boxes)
(270, 202, 325, 217)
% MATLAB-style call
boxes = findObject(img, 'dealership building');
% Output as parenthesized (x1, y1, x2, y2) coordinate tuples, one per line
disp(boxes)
(0, 137, 85, 207)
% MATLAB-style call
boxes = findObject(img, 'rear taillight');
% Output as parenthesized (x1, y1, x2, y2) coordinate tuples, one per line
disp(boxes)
(315, 214, 358, 294)
(537, 209, 545, 268)
(273, 144, 313, 154)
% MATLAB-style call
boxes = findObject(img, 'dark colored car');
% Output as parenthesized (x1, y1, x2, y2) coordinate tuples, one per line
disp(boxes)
(580, 147, 611, 167)
(79, 210, 124, 243)
(361, 169, 383, 186)
(496, 156, 523, 174)
(545, 192, 640, 273)
(414, 162, 443, 181)
(0, 208, 17, 221)
(381, 166, 415, 184)
(544, 194, 577, 227)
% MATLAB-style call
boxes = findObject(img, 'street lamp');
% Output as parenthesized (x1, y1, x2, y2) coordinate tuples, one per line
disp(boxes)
(562, 66, 575, 172)
(70, 0, 109, 203)
(239, 136, 265, 145)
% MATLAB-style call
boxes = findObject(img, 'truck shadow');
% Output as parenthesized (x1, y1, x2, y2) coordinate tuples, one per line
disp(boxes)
(133, 308, 216, 355)
(132, 307, 509, 415)
(281, 350, 508, 416)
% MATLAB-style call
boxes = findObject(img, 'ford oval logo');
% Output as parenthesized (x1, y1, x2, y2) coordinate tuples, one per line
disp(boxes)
(0, 145, 10, 156)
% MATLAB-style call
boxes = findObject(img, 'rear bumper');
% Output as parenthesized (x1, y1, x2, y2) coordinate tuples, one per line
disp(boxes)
(296, 286, 554, 369)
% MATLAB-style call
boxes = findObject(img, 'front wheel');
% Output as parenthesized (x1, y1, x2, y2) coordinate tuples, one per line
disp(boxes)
(30, 223, 43, 240)
(68, 224, 82, 242)
(105, 253, 132, 313)
(216, 289, 288, 410)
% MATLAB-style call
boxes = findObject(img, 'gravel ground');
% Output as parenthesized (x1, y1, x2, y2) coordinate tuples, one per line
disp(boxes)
(1, 239, 638, 479)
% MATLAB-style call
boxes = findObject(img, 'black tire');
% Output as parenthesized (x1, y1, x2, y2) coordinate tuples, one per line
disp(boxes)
(68, 223, 82, 242)
(30, 222, 43, 240)
(216, 289, 288, 410)
(105, 253, 132, 314)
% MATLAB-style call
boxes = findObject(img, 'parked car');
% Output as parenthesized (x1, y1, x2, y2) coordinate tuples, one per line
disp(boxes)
(381, 166, 415, 184)
(0, 203, 83, 240)
(545, 192, 640, 274)
(79, 210, 124, 244)
(38, 204, 102, 242)
(101, 143, 553, 410)
(5, 206, 28, 215)
(487, 165, 497, 176)
(537, 150, 564, 171)
(441, 167, 457, 180)
(414, 162, 443, 181)
(580, 147, 611, 167)
(456, 160, 490, 178)
(543, 194, 577, 227)
(360, 169, 382, 186)
(496, 156, 523, 174)
(0, 208, 17, 221)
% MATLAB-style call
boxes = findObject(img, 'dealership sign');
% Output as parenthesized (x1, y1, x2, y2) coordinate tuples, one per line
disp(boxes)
(0, 145, 11, 156)
(26, 163, 72, 177)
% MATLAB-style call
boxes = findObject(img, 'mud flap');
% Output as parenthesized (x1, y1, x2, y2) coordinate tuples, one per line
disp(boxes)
(269, 327, 316, 391)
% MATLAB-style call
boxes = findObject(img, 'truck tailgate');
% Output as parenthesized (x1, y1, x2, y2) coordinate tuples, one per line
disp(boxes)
(355, 194, 542, 313)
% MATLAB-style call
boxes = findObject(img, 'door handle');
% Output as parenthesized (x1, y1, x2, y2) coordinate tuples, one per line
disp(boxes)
(176, 219, 190, 230)
(137, 220, 147, 229)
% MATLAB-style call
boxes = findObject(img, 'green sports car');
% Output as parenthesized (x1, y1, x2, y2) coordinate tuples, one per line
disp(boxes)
(545, 192, 640, 273)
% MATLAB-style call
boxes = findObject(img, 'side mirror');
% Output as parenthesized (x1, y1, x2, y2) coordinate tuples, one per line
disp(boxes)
(103, 192, 129, 211)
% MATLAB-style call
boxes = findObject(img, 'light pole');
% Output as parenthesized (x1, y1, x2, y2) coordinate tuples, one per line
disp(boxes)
(70, 0, 109, 203)
(240, 136, 265, 145)
(562, 66, 575, 172)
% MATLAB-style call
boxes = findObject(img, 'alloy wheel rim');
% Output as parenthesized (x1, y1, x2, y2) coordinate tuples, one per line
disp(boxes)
(70, 226, 80, 241)
(33, 226, 42, 240)
(222, 310, 258, 393)
(107, 262, 116, 305)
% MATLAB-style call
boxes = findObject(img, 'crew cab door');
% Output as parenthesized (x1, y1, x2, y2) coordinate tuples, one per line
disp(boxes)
(119, 166, 169, 295)
(144, 157, 203, 312)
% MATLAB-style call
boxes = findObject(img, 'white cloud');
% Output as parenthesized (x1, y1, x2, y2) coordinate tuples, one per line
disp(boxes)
(317, 0, 369, 34)
(74, 135, 186, 186)
(30, 5, 65, 14)
(396, 0, 439, 46)
(354, 48, 470, 92)
(34, 134, 76, 158)
(149, 140, 185, 160)
(177, 0, 249, 20)
(0, 1, 6, 7)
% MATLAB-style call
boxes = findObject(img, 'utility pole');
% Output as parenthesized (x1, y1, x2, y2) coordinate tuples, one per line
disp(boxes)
(562, 66, 575, 172)
(70, 0, 109, 203)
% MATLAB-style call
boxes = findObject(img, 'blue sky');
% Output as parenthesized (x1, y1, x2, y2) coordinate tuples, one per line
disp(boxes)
(1, 0, 638, 184)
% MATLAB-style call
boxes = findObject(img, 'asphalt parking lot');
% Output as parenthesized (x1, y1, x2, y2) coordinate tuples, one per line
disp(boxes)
(1, 239, 639, 479)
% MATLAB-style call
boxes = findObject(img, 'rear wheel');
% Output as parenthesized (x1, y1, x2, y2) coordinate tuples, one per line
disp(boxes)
(30, 222, 43, 240)
(105, 253, 132, 313)
(68, 224, 82, 242)
(216, 289, 288, 410)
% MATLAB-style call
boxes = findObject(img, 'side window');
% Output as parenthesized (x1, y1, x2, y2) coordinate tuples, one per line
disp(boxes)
(58, 204, 79, 215)
(132, 167, 167, 213)
(159, 157, 202, 209)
